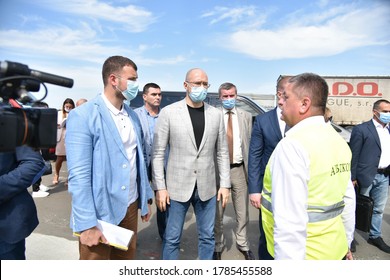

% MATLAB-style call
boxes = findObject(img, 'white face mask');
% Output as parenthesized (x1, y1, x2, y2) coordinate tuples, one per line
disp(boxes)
(118, 80, 139, 102)
(188, 86, 207, 103)
(375, 111, 390, 124)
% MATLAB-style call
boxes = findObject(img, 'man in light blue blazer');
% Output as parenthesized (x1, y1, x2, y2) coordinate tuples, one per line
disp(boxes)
(152, 68, 231, 260)
(66, 56, 153, 260)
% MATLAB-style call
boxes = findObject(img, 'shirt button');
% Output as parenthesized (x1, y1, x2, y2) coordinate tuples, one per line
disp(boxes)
(122, 164, 127, 168)
(121, 186, 126, 190)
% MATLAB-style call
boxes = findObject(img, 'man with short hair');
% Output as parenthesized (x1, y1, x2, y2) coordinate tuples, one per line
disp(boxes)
(248, 75, 291, 260)
(261, 73, 355, 259)
(152, 68, 230, 260)
(350, 99, 390, 254)
(66, 55, 153, 260)
(214, 82, 254, 260)
(134, 83, 167, 239)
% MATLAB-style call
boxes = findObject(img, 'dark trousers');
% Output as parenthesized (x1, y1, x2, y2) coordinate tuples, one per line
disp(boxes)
(0, 239, 26, 260)
(258, 209, 273, 260)
(155, 189, 168, 239)
(32, 177, 42, 192)
(157, 206, 167, 239)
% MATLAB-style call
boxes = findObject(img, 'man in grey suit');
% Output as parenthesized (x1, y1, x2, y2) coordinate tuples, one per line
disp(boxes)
(214, 82, 255, 260)
(152, 68, 231, 260)
(350, 99, 390, 254)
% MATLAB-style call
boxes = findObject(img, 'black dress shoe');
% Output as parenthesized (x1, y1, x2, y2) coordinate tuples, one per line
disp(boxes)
(368, 237, 390, 253)
(238, 249, 255, 260)
(213, 251, 222, 260)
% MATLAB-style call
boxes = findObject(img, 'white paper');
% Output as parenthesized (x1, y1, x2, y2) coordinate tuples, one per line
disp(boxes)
(74, 219, 134, 251)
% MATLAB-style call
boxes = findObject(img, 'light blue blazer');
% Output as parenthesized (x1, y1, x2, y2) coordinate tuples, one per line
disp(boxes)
(66, 94, 153, 232)
(134, 106, 154, 169)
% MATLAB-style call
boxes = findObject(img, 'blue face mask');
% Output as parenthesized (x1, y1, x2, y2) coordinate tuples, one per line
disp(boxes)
(189, 86, 207, 103)
(222, 98, 236, 110)
(376, 111, 390, 124)
(118, 80, 139, 102)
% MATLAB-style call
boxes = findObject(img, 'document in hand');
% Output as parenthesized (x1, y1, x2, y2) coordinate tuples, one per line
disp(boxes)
(73, 219, 134, 251)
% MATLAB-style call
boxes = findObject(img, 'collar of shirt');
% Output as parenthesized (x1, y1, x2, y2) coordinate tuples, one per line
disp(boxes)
(286, 116, 325, 136)
(143, 106, 159, 118)
(372, 118, 389, 129)
(223, 107, 237, 115)
(102, 93, 128, 117)
(276, 106, 287, 136)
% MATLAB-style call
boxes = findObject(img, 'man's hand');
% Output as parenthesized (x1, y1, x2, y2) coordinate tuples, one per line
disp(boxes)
(156, 189, 170, 211)
(250, 193, 262, 209)
(79, 226, 107, 247)
(346, 249, 353, 260)
(217, 187, 230, 208)
(141, 204, 152, 222)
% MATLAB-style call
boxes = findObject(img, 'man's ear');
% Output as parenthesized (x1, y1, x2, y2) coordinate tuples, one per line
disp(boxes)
(109, 74, 119, 88)
(299, 96, 311, 114)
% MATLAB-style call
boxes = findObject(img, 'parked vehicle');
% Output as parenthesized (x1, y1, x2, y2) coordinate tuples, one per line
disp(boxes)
(131, 91, 350, 142)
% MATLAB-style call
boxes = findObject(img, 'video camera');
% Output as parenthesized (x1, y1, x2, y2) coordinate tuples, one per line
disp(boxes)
(0, 61, 74, 152)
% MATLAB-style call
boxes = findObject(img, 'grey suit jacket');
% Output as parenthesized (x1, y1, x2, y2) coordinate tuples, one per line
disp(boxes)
(234, 107, 252, 179)
(152, 99, 231, 202)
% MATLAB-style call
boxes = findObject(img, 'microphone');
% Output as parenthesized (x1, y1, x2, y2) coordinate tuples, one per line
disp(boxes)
(0, 60, 74, 88)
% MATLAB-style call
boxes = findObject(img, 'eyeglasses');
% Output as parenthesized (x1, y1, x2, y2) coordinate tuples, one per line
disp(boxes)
(186, 81, 210, 89)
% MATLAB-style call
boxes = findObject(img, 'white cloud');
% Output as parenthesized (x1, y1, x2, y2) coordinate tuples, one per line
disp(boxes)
(220, 2, 390, 60)
(0, 25, 123, 64)
(202, 6, 258, 25)
(35, 0, 156, 32)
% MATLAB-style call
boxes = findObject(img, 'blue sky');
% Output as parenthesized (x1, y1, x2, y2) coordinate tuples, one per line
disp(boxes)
(1, 0, 389, 109)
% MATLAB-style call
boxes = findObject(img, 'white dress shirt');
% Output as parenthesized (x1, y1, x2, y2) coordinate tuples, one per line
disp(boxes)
(223, 107, 243, 164)
(269, 116, 355, 259)
(276, 106, 287, 137)
(372, 119, 390, 169)
(102, 94, 138, 206)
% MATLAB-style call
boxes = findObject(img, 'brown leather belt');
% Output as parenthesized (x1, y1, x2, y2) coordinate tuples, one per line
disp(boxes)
(377, 168, 389, 176)
(230, 162, 243, 168)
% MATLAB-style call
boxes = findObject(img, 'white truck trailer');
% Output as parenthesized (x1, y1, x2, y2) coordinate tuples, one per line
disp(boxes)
(323, 76, 390, 127)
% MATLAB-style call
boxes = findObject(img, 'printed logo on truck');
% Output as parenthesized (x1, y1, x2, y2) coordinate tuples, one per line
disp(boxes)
(329, 82, 382, 97)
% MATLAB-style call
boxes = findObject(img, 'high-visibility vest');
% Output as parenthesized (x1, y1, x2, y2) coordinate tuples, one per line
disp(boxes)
(261, 122, 351, 259)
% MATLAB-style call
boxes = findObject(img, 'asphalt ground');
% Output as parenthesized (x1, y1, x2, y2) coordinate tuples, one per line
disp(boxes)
(25, 161, 390, 260)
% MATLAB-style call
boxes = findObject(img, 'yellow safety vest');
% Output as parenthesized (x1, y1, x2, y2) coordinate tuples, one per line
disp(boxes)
(261, 122, 351, 259)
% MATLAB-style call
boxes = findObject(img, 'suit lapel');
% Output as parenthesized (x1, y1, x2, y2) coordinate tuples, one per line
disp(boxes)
(96, 96, 128, 159)
(237, 109, 245, 139)
(197, 103, 211, 153)
(271, 108, 283, 140)
(179, 100, 198, 149)
(367, 121, 381, 149)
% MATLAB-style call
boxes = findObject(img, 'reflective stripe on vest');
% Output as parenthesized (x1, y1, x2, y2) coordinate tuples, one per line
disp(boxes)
(261, 122, 352, 259)
(262, 196, 345, 223)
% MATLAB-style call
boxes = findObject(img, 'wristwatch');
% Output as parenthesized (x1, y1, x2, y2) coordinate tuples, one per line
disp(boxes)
(147, 199, 153, 205)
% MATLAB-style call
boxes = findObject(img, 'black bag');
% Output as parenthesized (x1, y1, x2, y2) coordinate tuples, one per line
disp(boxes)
(43, 160, 53, 176)
(355, 193, 374, 232)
